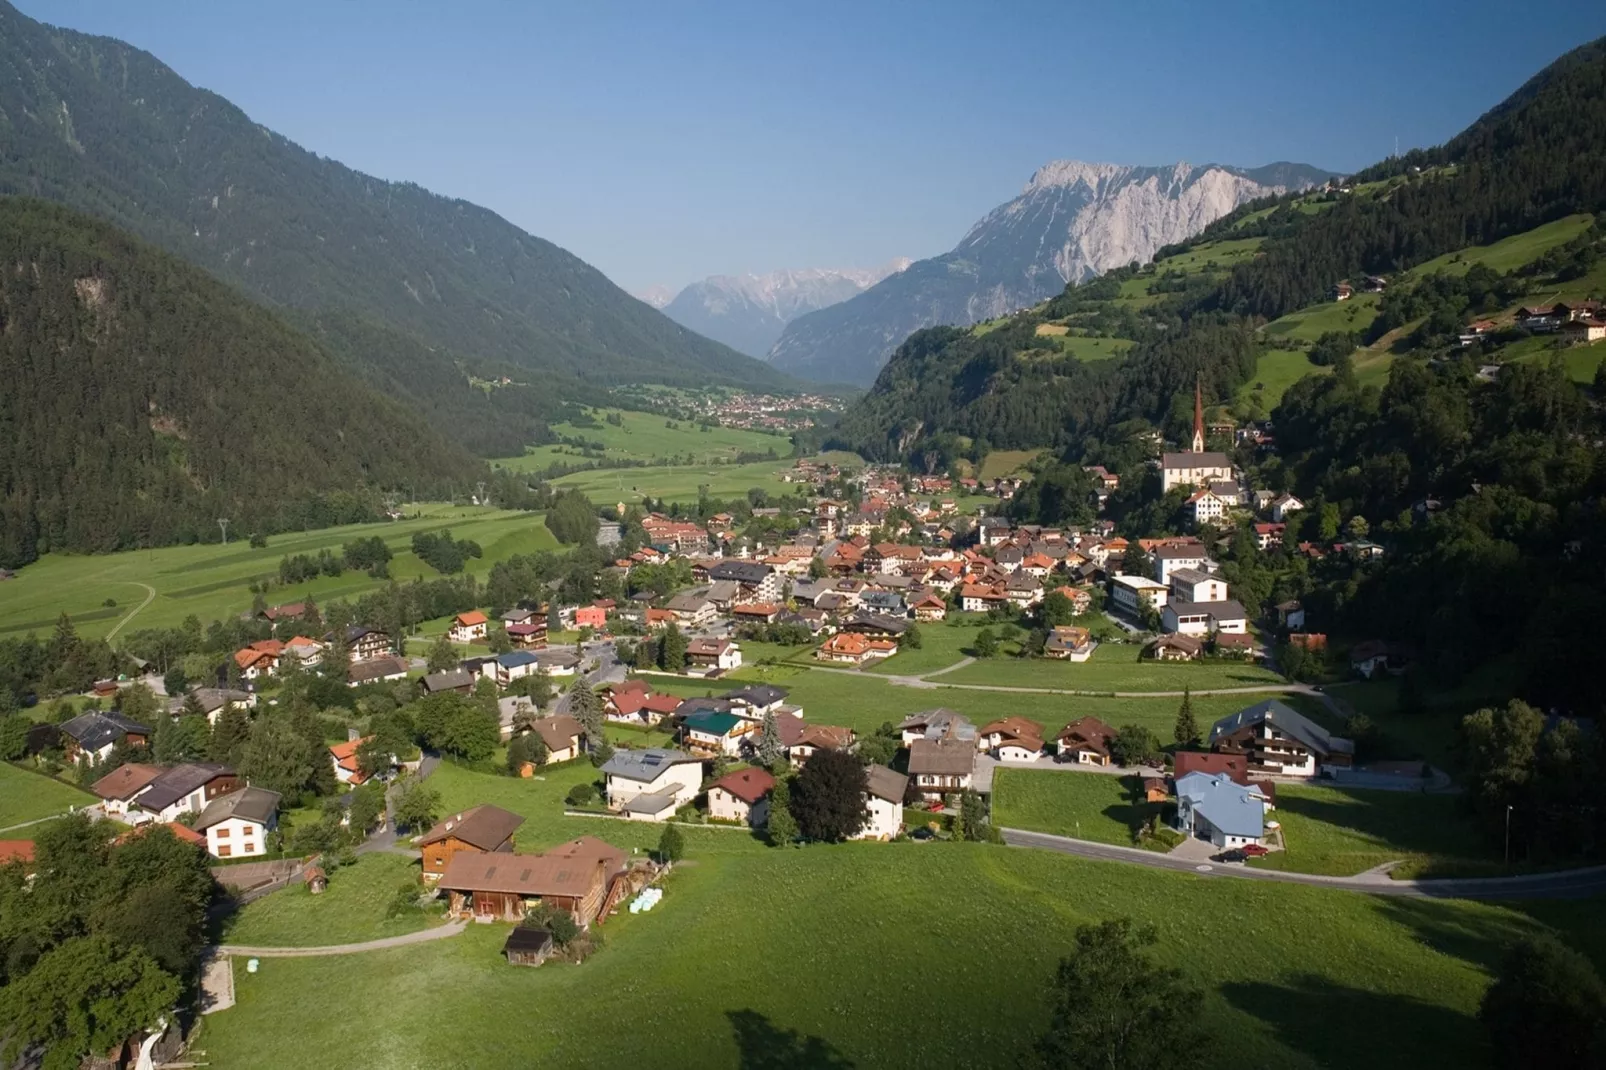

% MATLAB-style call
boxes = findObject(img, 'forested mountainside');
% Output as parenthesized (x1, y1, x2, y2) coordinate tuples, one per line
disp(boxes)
(832, 37, 1606, 463)
(768, 161, 1329, 385)
(0, 199, 485, 569)
(0, 0, 787, 457)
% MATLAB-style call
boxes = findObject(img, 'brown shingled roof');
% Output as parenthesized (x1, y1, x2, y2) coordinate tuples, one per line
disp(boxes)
(417, 804, 526, 851)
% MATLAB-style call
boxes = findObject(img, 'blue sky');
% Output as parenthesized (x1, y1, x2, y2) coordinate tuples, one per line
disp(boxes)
(18, 1, 1606, 295)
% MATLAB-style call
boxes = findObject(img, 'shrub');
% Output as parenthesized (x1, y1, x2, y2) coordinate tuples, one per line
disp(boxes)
(565, 782, 597, 807)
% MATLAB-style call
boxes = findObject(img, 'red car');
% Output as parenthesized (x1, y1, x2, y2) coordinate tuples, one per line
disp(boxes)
(1240, 844, 1270, 857)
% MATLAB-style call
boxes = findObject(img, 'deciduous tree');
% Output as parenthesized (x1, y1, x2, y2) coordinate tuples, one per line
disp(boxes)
(789, 749, 867, 842)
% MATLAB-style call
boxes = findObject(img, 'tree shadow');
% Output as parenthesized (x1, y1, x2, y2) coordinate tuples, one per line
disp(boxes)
(727, 1009, 855, 1070)
(1221, 974, 1485, 1069)
(1369, 895, 1549, 973)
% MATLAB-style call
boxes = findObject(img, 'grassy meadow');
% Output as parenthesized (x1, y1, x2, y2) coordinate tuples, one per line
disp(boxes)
(220, 853, 443, 947)
(939, 640, 1284, 692)
(991, 769, 1160, 845)
(543, 459, 802, 505)
(0, 762, 97, 831)
(497, 408, 791, 471)
(0, 504, 562, 641)
(1261, 292, 1382, 345)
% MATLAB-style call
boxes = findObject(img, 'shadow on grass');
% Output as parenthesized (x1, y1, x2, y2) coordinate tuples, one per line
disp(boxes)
(1098, 775, 1165, 841)
(1221, 974, 1484, 1069)
(727, 1009, 855, 1069)
(1269, 784, 1487, 864)
(1369, 896, 1546, 973)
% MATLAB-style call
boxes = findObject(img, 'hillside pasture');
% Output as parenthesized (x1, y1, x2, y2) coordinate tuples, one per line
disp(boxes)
(498, 408, 790, 471)
(545, 460, 797, 505)
(976, 449, 1043, 481)
(1262, 292, 1381, 345)
(1404, 214, 1595, 279)
(0, 763, 96, 830)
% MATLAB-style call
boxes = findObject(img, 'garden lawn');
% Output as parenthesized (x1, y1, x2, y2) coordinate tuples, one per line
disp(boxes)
(862, 616, 981, 676)
(0, 763, 96, 830)
(197, 840, 1600, 1070)
(1250, 783, 1498, 880)
(0, 504, 560, 640)
(942, 642, 1284, 692)
(991, 768, 1161, 845)
(221, 853, 441, 947)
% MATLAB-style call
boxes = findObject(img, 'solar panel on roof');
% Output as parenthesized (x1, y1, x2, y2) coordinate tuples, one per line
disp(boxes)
(520, 868, 531, 880)
(485, 866, 497, 878)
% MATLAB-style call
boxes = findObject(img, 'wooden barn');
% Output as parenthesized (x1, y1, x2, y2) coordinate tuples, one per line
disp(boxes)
(436, 836, 630, 927)
(502, 926, 554, 967)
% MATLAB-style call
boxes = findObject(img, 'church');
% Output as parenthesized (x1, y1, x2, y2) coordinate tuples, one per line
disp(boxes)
(1160, 379, 1234, 492)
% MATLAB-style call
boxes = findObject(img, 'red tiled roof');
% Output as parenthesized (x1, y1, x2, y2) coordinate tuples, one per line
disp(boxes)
(711, 766, 775, 804)
(454, 610, 488, 627)
(0, 840, 35, 866)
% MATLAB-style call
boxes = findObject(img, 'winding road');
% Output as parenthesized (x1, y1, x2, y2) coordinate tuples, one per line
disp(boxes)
(104, 582, 156, 643)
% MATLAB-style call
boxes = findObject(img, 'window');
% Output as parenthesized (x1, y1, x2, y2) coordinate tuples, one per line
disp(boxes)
(218, 844, 232, 858)
(216, 826, 230, 838)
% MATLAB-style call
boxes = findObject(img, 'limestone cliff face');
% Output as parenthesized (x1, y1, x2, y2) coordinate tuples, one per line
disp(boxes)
(768, 160, 1330, 385)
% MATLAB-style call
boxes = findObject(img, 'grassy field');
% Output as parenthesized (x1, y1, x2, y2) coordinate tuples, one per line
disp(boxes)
(544, 459, 799, 506)
(1404, 215, 1594, 279)
(197, 821, 1606, 1070)
(976, 449, 1043, 481)
(1237, 345, 1395, 410)
(1153, 236, 1264, 274)
(1050, 333, 1133, 362)
(1509, 338, 1606, 384)
(1262, 292, 1382, 345)
(497, 408, 790, 471)
(991, 769, 1161, 845)
(1250, 783, 1498, 880)
(941, 641, 1284, 692)
(221, 853, 443, 946)
(0, 505, 561, 641)
(0, 763, 96, 831)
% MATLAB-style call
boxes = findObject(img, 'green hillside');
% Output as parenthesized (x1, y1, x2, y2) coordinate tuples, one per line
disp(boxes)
(0, 198, 485, 569)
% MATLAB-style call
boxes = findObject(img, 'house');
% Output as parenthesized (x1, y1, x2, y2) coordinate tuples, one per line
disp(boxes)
(708, 560, 781, 604)
(506, 620, 548, 649)
(788, 724, 854, 764)
(420, 669, 476, 696)
(503, 926, 555, 967)
(686, 638, 743, 673)
(979, 717, 1045, 761)
(600, 748, 704, 820)
(1174, 772, 1269, 849)
(343, 626, 392, 662)
(483, 650, 542, 687)
(681, 710, 755, 758)
(1253, 523, 1286, 551)
(724, 685, 791, 718)
(437, 836, 628, 926)
(419, 804, 527, 881)
(528, 714, 585, 764)
(1173, 751, 1277, 804)
(959, 583, 1007, 613)
(502, 607, 538, 628)
(260, 602, 307, 625)
(911, 593, 948, 621)
(533, 649, 583, 677)
(329, 736, 388, 786)
(898, 709, 976, 746)
(815, 632, 897, 666)
(90, 763, 164, 818)
(1043, 626, 1095, 662)
(1147, 633, 1203, 661)
(232, 639, 284, 680)
(1004, 571, 1044, 607)
(1163, 600, 1247, 636)
(856, 766, 909, 840)
(1152, 545, 1210, 585)
(644, 608, 678, 632)
(1055, 716, 1117, 765)
(1329, 282, 1352, 302)
(167, 687, 254, 726)
(1186, 488, 1228, 526)
(708, 767, 775, 826)
(732, 602, 783, 626)
(1269, 494, 1304, 524)
(281, 636, 325, 668)
(194, 786, 281, 859)
(130, 763, 241, 824)
(1169, 568, 1228, 605)
(347, 656, 410, 687)
(1275, 601, 1306, 631)
(1349, 640, 1411, 679)
(841, 611, 909, 639)
(1208, 699, 1354, 777)
(573, 604, 608, 631)
(907, 739, 974, 799)
(448, 611, 489, 644)
(1109, 575, 1169, 617)
(1561, 317, 1606, 344)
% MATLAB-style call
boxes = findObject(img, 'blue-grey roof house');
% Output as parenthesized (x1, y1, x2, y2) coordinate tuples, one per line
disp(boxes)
(1173, 771, 1270, 849)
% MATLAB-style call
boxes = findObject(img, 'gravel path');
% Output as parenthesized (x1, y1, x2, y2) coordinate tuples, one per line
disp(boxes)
(213, 919, 468, 957)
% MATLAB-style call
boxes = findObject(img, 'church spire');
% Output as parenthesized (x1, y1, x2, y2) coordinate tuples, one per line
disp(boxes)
(1191, 374, 1205, 453)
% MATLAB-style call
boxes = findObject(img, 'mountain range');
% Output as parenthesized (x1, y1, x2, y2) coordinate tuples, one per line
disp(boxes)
(0, 0, 787, 459)
(769, 161, 1333, 385)
(653, 260, 913, 359)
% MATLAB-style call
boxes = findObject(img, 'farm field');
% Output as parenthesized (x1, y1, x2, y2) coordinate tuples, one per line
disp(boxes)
(1051, 333, 1133, 362)
(0, 505, 561, 641)
(1262, 292, 1381, 345)
(1153, 236, 1264, 274)
(1404, 214, 1594, 279)
(0, 762, 96, 830)
(1249, 783, 1498, 880)
(545, 459, 800, 505)
(991, 768, 1160, 845)
(198, 822, 1606, 1070)
(496, 408, 790, 471)
(941, 641, 1284, 692)
(976, 449, 1043, 481)
(1509, 338, 1606, 383)
(220, 853, 443, 947)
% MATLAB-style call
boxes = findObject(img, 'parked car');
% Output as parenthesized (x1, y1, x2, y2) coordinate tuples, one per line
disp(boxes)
(1240, 844, 1270, 857)
(1211, 849, 1248, 863)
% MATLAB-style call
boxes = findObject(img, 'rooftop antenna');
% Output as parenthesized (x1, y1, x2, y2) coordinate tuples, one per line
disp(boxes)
(217, 518, 231, 545)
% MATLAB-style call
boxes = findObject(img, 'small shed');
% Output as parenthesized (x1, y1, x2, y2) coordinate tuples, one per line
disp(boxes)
(304, 863, 328, 895)
(503, 926, 554, 967)
(1141, 777, 1169, 804)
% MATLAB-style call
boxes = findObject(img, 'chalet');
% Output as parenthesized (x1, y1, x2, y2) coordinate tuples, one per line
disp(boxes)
(814, 632, 897, 666)
(329, 736, 385, 786)
(90, 763, 164, 819)
(979, 716, 1045, 761)
(1147, 633, 1203, 661)
(708, 560, 781, 605)
(681, 710, 754, 758)
(1207, 699, 1354, 777)
(129, 763, 243, 827)
(644, 608, 678, 632)
(233, 639, 284, 681)
(166, 687, 254, 725)
(1186, 488, 1228, 526)
(502, 607, 538, 628)
(1562, 317, 1606, 344)
(347, 656, 410, 687)
(529, 714, 585, 764)
(419, 804, 527, 882)
(343, 626, 392, 662)
(506, 621, 548, 649)
(724, 684, 791, 718)
(911, 593, 948, 621)
(484, 650, 542, 687)
(1253, 523, 1286, 551)
(1174, 773, 1269, 849)
(194, 786, 281, 859)
(788, 724, 854, 764)
(732, 602, 783, 625)
(708, 767, 775, 826)
(665, 593, 717, 628)
(438, 836, 628, 927)
(448, 611, 489, 644)
(1329, 282, 1352, 301)
(959, 583, 1007, 613)
(600, 749, 704, 820)
(1004, 571, 1044, 607)
(420, 669, 475, 696)
(533, 649, 583, 677)
(1162, 600, 1248, 636)
(1043, 625, 1095, 662)
(1110, 575, 1169, 617)
(1173, 751, 1277, 804)
(260, 602, 307, 625)
(841, 611, 909, 639)
(907, 739, 974, 800)
(686, 638, 743, 674)
(1055, 716, 1117, 766)
(58, 711, 151, 764)
(898, 709, 976, 746)
(856, 765, 909, 840)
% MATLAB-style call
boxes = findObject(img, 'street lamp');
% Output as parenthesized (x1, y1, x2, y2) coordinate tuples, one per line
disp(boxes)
(1504, 804, 1514, 867)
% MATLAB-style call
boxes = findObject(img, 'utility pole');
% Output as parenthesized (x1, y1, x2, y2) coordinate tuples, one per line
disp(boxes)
(1504, 804, 1513, 866)
(217, 518, 231, 546)
(476, 481, 486, 506)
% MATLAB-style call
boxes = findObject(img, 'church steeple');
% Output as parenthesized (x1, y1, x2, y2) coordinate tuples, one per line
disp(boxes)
(1191, 374, 1205, 453)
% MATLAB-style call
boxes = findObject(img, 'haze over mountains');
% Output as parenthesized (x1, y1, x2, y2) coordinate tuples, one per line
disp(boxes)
(653, 259, 913, 359)
(769, 161, 1333, 385)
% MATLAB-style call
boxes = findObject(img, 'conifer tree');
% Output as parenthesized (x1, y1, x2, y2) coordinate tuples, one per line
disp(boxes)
(757, 709, 784, 768)
(1173, 686, 1199, 749)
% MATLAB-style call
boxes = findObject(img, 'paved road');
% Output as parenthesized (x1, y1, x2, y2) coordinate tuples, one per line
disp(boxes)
(811, 660, 1312, 699)
(105, 582, 156, 643)
(555, 642, 626, 716)
(1001, 828, 1606, 900)
(213, 919, 468, 958)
